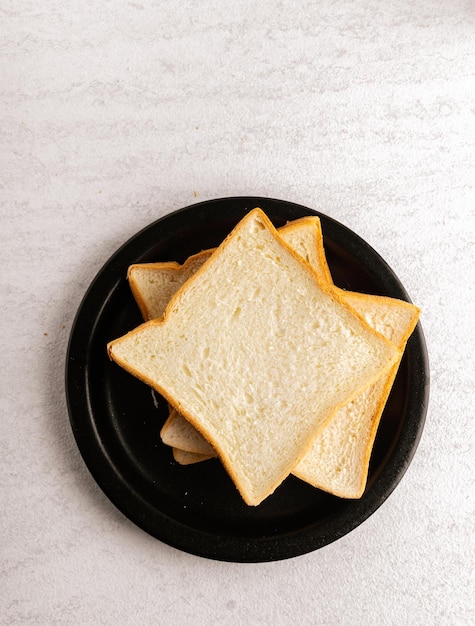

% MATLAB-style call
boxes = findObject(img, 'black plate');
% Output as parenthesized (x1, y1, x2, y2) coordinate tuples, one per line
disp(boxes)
(66, 197, 429, 562)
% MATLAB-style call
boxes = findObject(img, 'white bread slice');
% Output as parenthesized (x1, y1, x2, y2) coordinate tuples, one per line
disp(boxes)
(131, 215, 419, 497)
(293, 294, 419, 497)
(172, 447, 213, 465)
(162, 407, 215, 455)
(129, 253, 212, 322)
(162, 410, 215, 457)
(108, 208, 399, 505)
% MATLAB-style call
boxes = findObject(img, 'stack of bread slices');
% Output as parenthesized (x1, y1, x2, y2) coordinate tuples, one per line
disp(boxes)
(108, 209, 420, 506)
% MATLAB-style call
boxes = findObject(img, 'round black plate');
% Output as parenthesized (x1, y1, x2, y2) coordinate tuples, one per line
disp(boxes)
(66, 197, 429, 562)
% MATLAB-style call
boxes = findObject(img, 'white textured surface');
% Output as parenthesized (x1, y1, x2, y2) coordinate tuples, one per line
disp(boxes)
(2, 1, 474, 624)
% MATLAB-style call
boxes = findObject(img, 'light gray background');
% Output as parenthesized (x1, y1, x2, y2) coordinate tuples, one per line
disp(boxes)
(2, 1, 474, 624)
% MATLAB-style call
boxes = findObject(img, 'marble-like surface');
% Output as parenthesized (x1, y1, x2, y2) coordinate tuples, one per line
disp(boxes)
(2, 1, 474, 624)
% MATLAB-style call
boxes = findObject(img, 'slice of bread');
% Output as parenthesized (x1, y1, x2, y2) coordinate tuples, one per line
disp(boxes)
(172, 447, 213, 465)
(292, 294, 419, 497)
(108, 209, 399, 505)
(162, 408, 215, 455)
(129, 252, 213, 322)
(130, 214, 419, 498)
